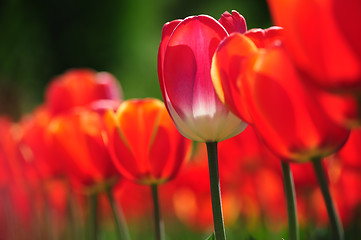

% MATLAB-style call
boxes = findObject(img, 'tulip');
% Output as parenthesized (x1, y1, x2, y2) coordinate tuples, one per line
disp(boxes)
(267, 0, 361, 92)
(49, 108, 119, 189)
(49, 105, 129, 240)
(104, 98, 191, 184)
(21, 106, 64, 180)
(212, 28, 350, 163)
(158, 13, 247, 143)
(326, 128, 361, 226)
(104, 98, 191, 240)
(45, 69, 122, 116)
(212, 27, 350, 239)
(0, 117, 46, 238)
(158, 12, 249, 240)
(267, 0, 361, 127)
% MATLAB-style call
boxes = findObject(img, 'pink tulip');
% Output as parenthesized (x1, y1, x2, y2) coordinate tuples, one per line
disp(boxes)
(158, 12, 247, 142)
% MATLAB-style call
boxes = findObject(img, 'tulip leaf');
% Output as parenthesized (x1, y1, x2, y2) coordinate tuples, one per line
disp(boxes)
(205, 233, 215, 240)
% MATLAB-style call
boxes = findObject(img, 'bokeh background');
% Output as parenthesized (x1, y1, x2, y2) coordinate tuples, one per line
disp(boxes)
(0, 0, 271, 120)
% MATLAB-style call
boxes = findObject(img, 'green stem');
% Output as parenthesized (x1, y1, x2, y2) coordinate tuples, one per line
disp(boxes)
(281, 161, 299, 240)
(151, 184, 165, 240)
(312, 158, 344, 240)
(106, 187, 131, 240)
(88, 193, 99, 240)
(206, 142, 226, 240)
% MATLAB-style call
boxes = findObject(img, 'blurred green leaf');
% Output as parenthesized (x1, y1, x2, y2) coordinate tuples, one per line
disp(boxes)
(206, 233, 215, 240)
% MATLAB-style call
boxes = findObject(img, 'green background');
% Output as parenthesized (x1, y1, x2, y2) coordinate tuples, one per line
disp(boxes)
(0, 0, 271, 119)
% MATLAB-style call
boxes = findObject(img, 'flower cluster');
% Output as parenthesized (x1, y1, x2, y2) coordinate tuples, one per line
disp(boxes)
(1, 1, 361, 239)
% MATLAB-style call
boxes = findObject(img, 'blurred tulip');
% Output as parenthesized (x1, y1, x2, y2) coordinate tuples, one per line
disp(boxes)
(267, 0, 361, 127)
(219, 126, 291, 231)
(45, 69, 122, 116)
(114, 180, 153, 220)
(158, 12, 247, 142)
(331, 128, 361, 170)
(163, 127, 290, 232)
(311, 90, 361, 128)
(0, 117, 47, 239)
(326, 128, 361, 225)
(49, 107, 119, 190)
(212, 29, 350, 162)
(21, 106, 64, 180)
(104, 98, 192, 185)
(267, 0, 361, 92)
(165, 144, 238, 231)
(0, 117, 12, 188)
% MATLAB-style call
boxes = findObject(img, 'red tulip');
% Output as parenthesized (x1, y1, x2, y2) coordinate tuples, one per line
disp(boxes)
(0, 117, 45, 237)
(0, 117, 41, 188)
(212, 29, 350, 162)
(158, 12, 248, 142)
(104, 98, 192, 184)
(21, 106, 65, 180)
(49, 107, 119, 189)
(267, 0, 361, 92)
(266, 0, 361, 127)
(310, 90, 360, 128)
(0, 117, 12, 188)
(114, 180, 153, 220)
(333, 129, 361, 170)
(45, 69, 122, 116)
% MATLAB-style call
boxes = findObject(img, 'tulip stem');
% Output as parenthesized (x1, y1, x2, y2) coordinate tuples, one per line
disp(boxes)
(106, 187, 131, 240)
(281, 161, 299, 240)
(88, 193, 99, 240)
(206, 142, 226, 240)
(151, 184, 165, 240)
(312, 158, 344, 240)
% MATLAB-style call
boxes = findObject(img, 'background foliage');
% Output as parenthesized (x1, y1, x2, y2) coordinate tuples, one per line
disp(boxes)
(0, 0, 271, 119)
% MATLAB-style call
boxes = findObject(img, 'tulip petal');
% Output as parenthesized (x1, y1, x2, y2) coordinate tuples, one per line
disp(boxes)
(158, 20, 182, 104)
(218, 10, 247, 34)
(211, 33, 258, 123)
(163, 15, 228, 119)
(268, 0, 361, 90)
(245, 26, 283, 48)
(115, 100, 164, 174)
(149, 126, 171, 181)
(111, 126, 141, 181)
(333, 0, 361, 60)
(244, 47, 350, 161)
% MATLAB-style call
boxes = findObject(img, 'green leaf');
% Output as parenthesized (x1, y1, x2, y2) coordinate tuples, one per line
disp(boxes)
(206, 233, 215, 240)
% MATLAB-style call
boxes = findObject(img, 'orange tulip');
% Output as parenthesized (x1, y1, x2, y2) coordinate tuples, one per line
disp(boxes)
(104, 98, 192, 185)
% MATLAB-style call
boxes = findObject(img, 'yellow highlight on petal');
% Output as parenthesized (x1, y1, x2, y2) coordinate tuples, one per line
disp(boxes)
(211, 54, 225, 103)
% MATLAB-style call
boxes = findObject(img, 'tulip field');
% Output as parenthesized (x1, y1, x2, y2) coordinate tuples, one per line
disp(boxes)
(1, 1, 361, 240)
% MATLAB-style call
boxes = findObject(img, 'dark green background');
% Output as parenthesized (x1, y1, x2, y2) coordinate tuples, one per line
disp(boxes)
(0, 0, 271, 119)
